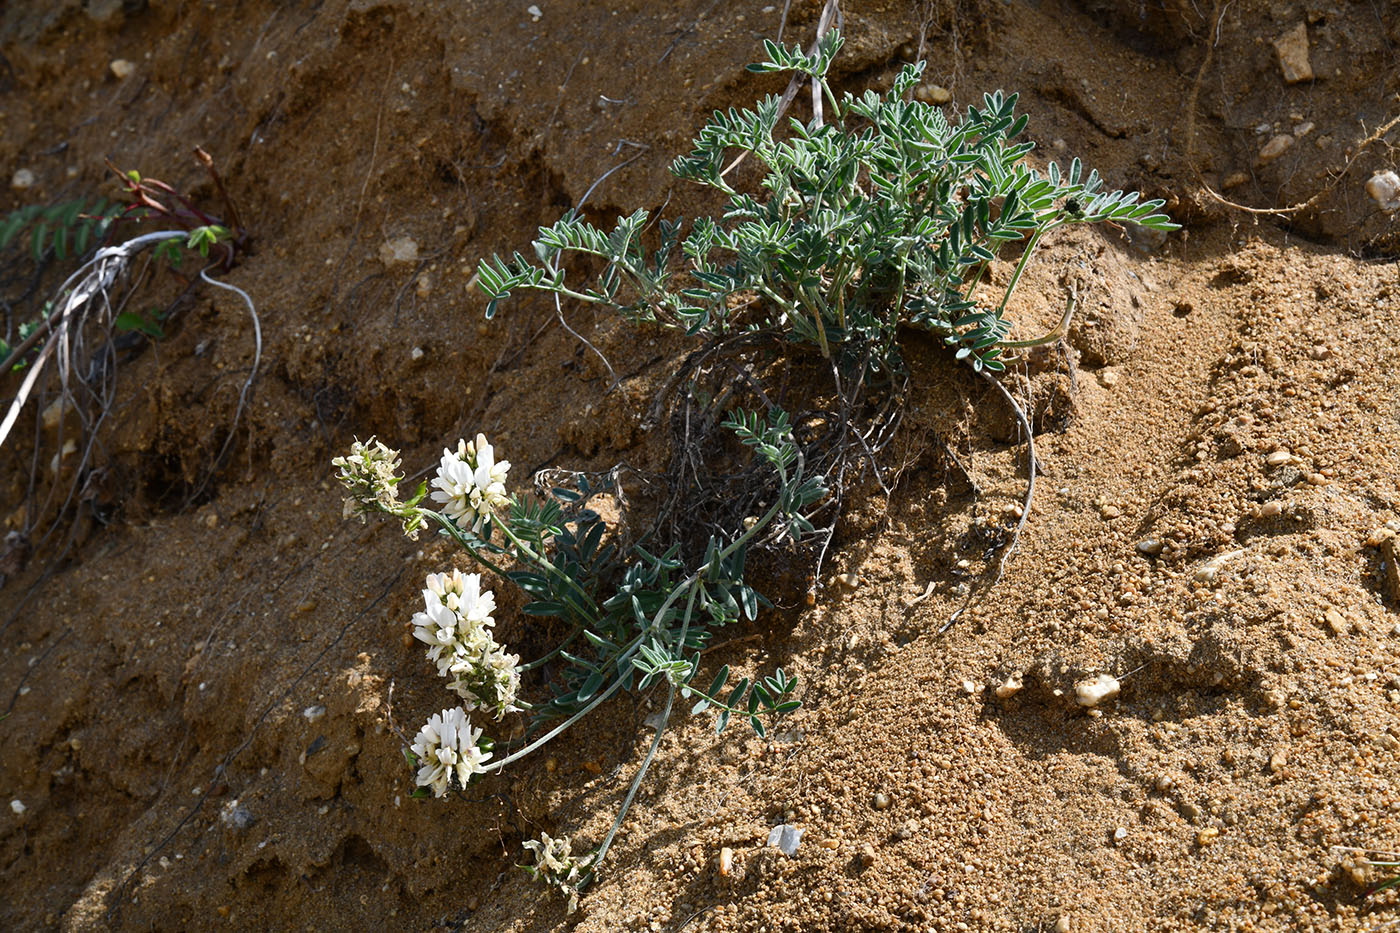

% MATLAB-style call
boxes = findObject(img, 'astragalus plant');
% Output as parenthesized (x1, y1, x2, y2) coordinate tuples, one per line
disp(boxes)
(340, 27, 1177, 913)
(478, 29, 1177, 375)
(335, 418, 813, 907)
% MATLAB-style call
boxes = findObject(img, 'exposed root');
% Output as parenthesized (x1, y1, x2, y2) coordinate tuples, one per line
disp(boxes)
(184, 269, 262, 506)
(1183, 0, 1400, 219)
(940, 368, 1036, 633)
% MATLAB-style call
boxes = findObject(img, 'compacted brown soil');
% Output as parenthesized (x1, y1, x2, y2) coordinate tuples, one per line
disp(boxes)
(2, 1, 1399, 930)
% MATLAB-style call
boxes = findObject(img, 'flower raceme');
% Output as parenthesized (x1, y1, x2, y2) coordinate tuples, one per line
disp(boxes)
(431, 433, 511, 532)
(410, 569, 521, 720)
(412, 569, 497, 675)
(332, 436, 405, 518)
(522, 832, 595, 914)
(410, 706, 492, 797)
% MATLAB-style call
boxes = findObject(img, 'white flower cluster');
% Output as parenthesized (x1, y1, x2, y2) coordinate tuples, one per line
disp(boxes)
(522, 831, 595, 914)
(332, 436, 404, 518)
(410, 707, 492, 797)
(431, 433, 511, 532)
(411, 569, 520, 720)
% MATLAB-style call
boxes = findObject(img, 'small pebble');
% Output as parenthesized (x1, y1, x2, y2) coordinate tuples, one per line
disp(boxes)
(220, 799, 256, 831)
(378, 235, 419, 265)
(915, 84, 951, 104)
(835, 572, 860, 590)
(1197, 827, 1219, 846)
(859, 843, 877, 867)
(767, 823, 804, 856)
(871, 792, 891, 811)
(961, 679, 978, 695)
(110, 58, 135, 79)
(1055, 917, 1071, 933)
(410, 346, 425, 361)
(10, 168, 35, 190)
(719, 847, 734, 876)
(10, 799, 25, 815)
(1365, 170, 1400, 212)
(1100, 505, 1122, 519)
(1257, 134, 1294, 166)
(896, 819, 920, 840)
(1258, 501, 1283, 518)
(1195, 549, 1243, 584)
(1325, 608, 1347, 635)
(1269, 749, 1288, 774)
(527, 4, 543, 20)
(818, 838, 840, 850)
(1136, 538, 1164, 556)
(994, 674, 1023, 699)
(1075, 673, 1120, 708)
(1098, 369, 1120, 388)
(1113, 826, 1128, 845)
(1265, 451, 1292, 467)
(1271, 23, 1313, 84)
(1222, 171, 1249, 189)
(303, 705, 327, 722)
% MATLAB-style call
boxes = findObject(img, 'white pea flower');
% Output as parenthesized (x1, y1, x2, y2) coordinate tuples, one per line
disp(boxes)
(333, 437, 404, 515)
(522, 831, 594, 914)
(430, 433, 511, 531)
(410, 707, 491, 797)
(411, 570, 497, 676)
(408, 570, 520, 718)
(332, 437, 423, 537)
(448, 643, 522, 720)
(467, 434, 512, 510)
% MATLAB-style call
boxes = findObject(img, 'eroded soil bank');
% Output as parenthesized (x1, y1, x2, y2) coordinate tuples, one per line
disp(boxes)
(2, 1, 1399, 930)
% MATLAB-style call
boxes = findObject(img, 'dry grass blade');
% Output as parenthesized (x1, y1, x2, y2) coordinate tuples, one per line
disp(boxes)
(721, 0, 842, 179)
(0, 230, 184, 453)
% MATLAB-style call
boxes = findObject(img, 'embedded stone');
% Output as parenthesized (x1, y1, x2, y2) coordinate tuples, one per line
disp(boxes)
(1257, 135, 1294, 166)
(1366, 171, 1400, 212)
(1075, 673, 1120, 708)
(1272, 24, 1313, 84)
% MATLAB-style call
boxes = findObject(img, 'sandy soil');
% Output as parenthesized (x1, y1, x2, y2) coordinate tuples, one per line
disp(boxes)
(2, 1, 1399, 930)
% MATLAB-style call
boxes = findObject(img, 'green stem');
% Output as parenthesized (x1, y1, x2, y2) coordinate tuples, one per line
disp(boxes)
(518, 625, 586, 673)
(962, 257, 990, 303)
(756, 282, 818, 347)
(794, 284, 831, 358)
(996, 286, 1077, 349)
(588, 587, 698, 877)
(494, 511, 602, 615)
(480, 653, 636, 773)
(421, 506, 600, 626)
(550, 285, 608, 306)
(420, 510, 513, 579)
(994, 227, 1045, 319)
(819, 78, 841, 127)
